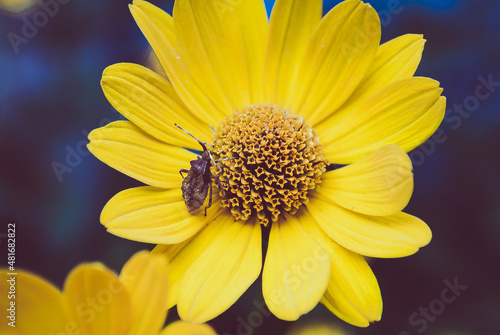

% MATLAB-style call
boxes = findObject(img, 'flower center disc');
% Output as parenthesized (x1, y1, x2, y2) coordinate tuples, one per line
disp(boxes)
(213, 104, 327, 225)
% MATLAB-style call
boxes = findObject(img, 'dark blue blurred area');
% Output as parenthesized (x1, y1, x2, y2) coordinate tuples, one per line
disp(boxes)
(1, 0, 499, 334)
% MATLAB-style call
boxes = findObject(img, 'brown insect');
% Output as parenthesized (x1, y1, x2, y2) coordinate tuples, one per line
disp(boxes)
(175, 123, 222, 215)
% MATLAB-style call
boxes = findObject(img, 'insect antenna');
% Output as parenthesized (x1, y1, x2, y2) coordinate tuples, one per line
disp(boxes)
(174, 123, 210, 151)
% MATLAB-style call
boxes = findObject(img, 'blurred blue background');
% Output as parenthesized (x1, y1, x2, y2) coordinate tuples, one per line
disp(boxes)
(0, 0, 499, 334)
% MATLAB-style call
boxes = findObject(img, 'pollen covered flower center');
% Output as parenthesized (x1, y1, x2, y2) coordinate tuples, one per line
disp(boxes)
(212, 104, 327, 225)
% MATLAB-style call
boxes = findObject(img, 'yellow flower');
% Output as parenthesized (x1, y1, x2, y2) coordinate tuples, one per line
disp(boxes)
(88, 0, 445, 327)
(0, 0, 37, 13)
(0, 251, 217, 335)
(287, 320, 351, 335)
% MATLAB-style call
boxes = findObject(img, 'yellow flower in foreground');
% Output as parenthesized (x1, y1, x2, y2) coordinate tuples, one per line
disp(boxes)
(0, 251, 217, 335)
(0, 0, 37, 13)
(88, 0, 445, 327)
(287, 321, 351, 335)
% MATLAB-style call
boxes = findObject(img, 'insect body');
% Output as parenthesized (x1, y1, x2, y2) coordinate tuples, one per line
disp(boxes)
(175, 123, 221, 215)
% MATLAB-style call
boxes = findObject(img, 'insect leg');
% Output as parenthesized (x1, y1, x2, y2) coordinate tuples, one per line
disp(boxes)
(211, 171, 223, 190)
(215, 157, 237, 163)
(179, 169, 189, 179)
(205, 181, 213, 216)
(207, 150, 222, 171)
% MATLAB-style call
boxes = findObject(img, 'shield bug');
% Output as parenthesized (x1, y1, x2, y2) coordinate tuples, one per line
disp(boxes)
(175, 123, 222, 215)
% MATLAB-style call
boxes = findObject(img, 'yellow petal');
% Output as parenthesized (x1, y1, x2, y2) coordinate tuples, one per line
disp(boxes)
(174, 0, 269, 106)
(316, 145, 413, 216)
(102, 63, 212, 149)
(232, 0, 269, 103)
(349, 34, 425, 110)
(0, 269, 69, 335)
(88, 120, 196, 189)
(294, 0, 381, 126)
(151, 224, 220, 309)
(171, 0, 240, 112)
(299, 211, 382, 327)
(306, 195, 432, 258)
(321, 77, 446, 164)
(347, 33, 426, 104)
(119, 251, 169, 335)
(321, 253, 381, 328)
(130, 0, 230, 124)
(262, 213, 330, 321)
(177, 215, 262, 323)
(101, 187, 223, 244)
(160, 320, 217, 335)
(173, 0, 261, 109)
(63, 263, 132, 335)
(265, 0, 322, 105)
(316, 34, 426, 141)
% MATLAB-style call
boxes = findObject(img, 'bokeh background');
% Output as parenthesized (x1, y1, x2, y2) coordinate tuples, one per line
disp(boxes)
(1, 0, 499, 334)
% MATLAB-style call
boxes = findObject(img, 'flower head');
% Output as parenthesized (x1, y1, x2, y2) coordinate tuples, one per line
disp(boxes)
(88, 0, 445, 327)
(0, 251, 217, 335)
